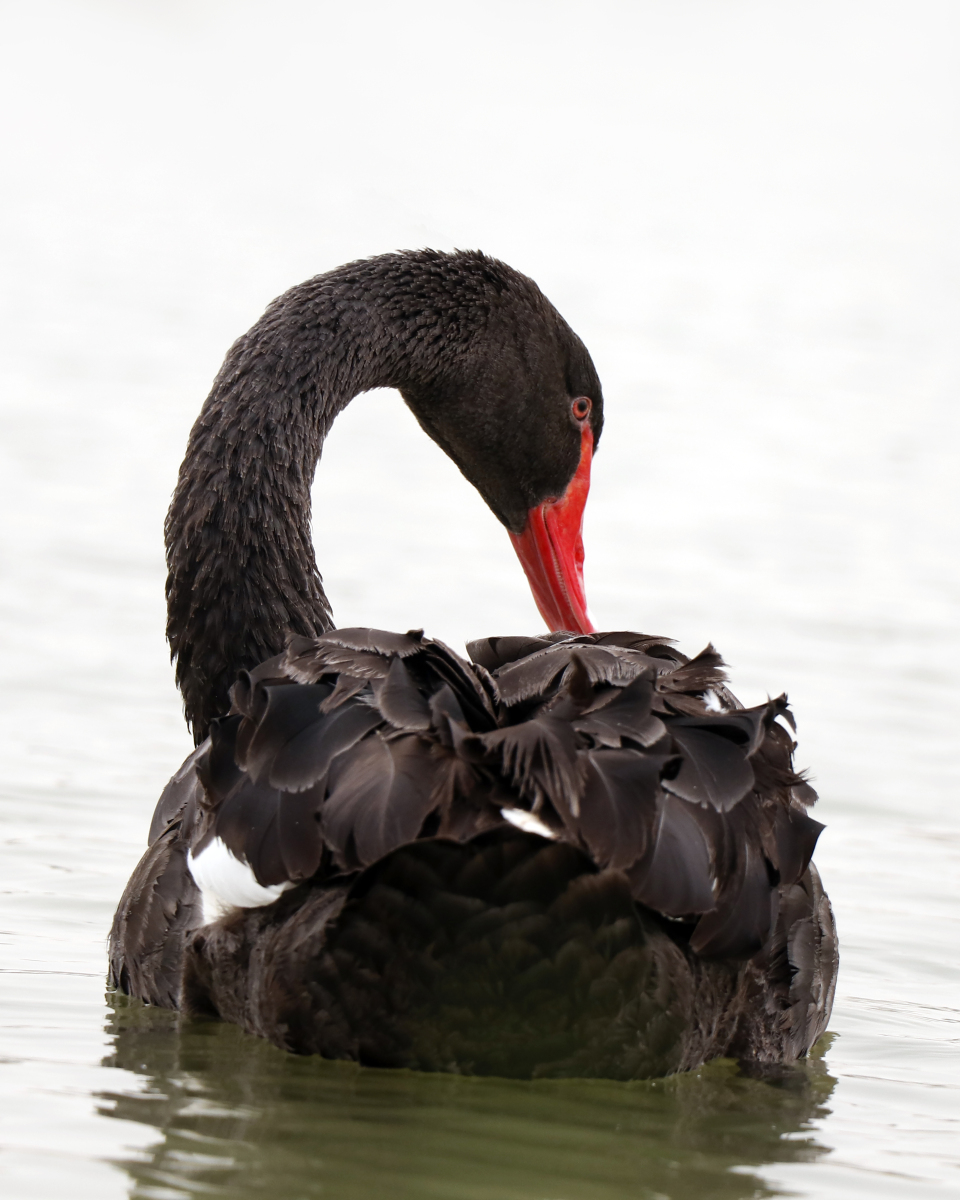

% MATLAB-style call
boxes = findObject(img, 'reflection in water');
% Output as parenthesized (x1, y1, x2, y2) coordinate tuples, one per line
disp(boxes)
(99, 994, 835, 1200)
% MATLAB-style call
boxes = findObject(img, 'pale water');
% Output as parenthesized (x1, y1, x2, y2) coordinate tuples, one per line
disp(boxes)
(1, 2, 958, 1196)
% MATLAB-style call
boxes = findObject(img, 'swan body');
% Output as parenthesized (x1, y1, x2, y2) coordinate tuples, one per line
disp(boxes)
(109, 250, 836, 1078)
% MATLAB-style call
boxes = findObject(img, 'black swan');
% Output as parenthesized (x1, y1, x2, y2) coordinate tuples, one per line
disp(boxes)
(109, 249, 837, 1080)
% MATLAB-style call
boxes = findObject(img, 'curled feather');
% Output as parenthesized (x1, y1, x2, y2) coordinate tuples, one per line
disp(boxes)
(375, 657, 432, 732)
(155, 624, 824, 990)
(322, 732, 440, 868)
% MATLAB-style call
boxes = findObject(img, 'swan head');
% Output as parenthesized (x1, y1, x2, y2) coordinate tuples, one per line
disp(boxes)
(394, 251, 604, 633)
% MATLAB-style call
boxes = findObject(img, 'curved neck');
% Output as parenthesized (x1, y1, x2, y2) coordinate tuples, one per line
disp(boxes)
(166, 266, 432, 740)
(164, 250, 599, 741)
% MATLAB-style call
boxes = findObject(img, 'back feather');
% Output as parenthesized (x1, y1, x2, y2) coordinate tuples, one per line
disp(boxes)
(158, 627, 821, 963)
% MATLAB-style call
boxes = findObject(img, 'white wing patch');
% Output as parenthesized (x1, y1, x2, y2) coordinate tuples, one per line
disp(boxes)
(501, 807, 558, 840)
(188, 837, 294, 925)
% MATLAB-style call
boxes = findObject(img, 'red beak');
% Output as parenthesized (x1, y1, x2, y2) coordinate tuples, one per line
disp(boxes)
(509, 423, 595, 634)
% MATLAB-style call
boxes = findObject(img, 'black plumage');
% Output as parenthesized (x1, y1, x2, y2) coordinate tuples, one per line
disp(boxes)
(109, 249, 836, 1078)
(112, 625, 835, 1071)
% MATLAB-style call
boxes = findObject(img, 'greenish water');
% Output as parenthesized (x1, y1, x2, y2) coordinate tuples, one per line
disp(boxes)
(101, 998, 836, 1200)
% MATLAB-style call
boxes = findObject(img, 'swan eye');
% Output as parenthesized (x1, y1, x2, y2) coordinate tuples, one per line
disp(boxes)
(571, 396, 591, 421)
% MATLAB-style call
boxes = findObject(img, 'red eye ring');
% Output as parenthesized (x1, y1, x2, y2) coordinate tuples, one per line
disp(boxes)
(571, 396, 592, 421)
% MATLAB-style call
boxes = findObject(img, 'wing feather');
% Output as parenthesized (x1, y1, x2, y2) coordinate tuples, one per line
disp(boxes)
(237, 683, 331, 782)
(574, 749, 665, 869)
(268, 703, 382, 791)
(480, 715, 583, 810)
(466, 635, 558, 671)
(322, 732, 440, 867)
(627, 793, 718, 916)
(210, 775, 287, 886)
(374, 657, 432, 731)
(690, 836, 777, 958)
(574, 671, 666, 748)
(158, 620, 826, 981)
(662, 726, 756, 811)
(657, 643, 728, 693)
(276, 783, 328, 880)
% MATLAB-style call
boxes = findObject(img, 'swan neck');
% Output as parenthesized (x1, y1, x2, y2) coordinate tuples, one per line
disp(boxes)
(165, 279, 407, 741)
